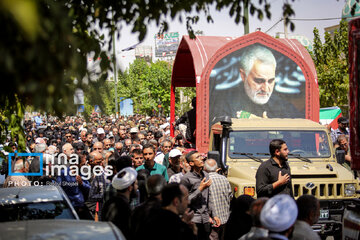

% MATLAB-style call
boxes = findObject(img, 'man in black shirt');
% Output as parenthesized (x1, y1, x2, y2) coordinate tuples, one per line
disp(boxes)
(256, 139, 293, 198)
(102, 167, 138, 240)
(131, 174, 166, 239)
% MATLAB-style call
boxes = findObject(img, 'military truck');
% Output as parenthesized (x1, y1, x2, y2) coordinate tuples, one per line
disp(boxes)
(208, 117, 359, 238)
(169, 31, 353, 238)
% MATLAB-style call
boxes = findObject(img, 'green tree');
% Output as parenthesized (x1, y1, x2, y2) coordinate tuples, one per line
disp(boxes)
(310, 20, 349, 113)
(118, 59, 173, 116)
(83, 81, 116, 116)
(1, 0, 298, 149)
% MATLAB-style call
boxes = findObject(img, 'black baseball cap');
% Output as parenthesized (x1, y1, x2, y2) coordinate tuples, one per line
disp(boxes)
(338, 117, 349, 124)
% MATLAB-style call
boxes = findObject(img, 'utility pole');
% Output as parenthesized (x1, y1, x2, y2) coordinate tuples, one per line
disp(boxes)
(112, 11, 118, 118)
(244, 2, 249, 35)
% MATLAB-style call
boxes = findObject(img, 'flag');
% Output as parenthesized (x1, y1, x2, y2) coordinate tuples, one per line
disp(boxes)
(320, 107, 342, 130)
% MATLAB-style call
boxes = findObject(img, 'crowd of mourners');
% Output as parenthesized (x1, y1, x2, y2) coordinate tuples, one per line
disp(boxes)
(0, 112, 351, 240)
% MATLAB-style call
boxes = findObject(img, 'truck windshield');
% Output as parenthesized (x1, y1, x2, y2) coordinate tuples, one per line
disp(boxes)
(228, 130, 331, 159)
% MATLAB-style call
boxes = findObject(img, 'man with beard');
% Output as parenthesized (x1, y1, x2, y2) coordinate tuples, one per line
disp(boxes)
(102, 167, 138, 240)
(84, 132, 93, 153)
(331, 117, 349, 146)
(255, 139, 293, 198)
(138, 183, 197, 240)
(210, 44, 303, 122)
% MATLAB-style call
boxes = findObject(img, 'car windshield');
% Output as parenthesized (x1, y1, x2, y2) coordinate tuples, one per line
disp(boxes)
(228, 130, 331, 159)
(0, 201, 75, 222)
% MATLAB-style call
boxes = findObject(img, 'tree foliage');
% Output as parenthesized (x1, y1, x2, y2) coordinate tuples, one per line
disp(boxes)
(1, 0, 297, 148)
(310, 20, 349, 111)
(118, 59, 173, 116)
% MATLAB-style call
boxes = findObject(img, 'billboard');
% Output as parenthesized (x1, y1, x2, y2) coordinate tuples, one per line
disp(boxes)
(154, 32, 180, 58)
(74, 88, 84, 105)
(209, 43, 306, 125)
(120, 98, 133, 116)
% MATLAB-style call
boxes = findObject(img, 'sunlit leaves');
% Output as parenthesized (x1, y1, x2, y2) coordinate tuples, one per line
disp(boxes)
(310, 20, 349, 111)
(1, 0, 39, 41)
(117, 59, 173, 115)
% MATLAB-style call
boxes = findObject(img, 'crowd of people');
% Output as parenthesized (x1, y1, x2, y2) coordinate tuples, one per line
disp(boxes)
(0, 112, 351, 240)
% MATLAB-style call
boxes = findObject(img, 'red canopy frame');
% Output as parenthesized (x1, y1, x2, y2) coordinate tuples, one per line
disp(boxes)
(171, 32, 319, 153)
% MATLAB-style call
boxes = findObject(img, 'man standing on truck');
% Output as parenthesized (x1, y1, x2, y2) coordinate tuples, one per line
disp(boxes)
(255, 139, 293, 198)
(174, 97, 196, 147)
(331, 117, 349, 146)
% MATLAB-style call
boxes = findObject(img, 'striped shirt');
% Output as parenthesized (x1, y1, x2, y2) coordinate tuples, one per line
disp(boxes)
(208, 172, 232, 225)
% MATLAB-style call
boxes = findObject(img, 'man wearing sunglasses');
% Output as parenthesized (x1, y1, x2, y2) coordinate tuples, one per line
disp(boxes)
(64, 131, 74, 144)
(331, 117, 349, 147)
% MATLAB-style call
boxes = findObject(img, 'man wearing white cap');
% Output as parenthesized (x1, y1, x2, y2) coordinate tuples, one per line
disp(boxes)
(102, 167, 138, 240)
(130, 127, 139, 140)
(167, 148, 182, 178)
(94, 128, 105, 142)
(260, 194, 298, 240)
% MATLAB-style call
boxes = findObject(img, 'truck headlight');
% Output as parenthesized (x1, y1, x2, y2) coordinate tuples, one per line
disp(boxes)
(345, 184, 356, 196)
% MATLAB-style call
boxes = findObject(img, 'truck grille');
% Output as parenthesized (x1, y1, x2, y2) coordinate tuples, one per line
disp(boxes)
(293, 183, 345, 198)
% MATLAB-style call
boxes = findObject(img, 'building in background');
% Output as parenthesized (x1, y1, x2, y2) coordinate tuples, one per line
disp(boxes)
(325, 0, 360, 37)
(135, 45, 153, 63)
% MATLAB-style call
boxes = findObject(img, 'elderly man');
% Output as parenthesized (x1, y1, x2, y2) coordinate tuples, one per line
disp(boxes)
(154, 139, 172, 166)
(92, 141, 103, 154)
(335, 135, 351, 170)
(62, 143, 74, 158)
(80, 130, 87, 143)
(95, 128, 106, 142)
(204, 159, 232, 240)
(210, 44, 304, 123)
(169, 154, 191, 183)
(103, 138, 112, 150)
(87, 151, 107, 220)
(167, 148, 182, 178)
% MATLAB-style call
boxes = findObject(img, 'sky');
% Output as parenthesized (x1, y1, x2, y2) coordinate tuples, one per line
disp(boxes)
(107, 0, 347, 69)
